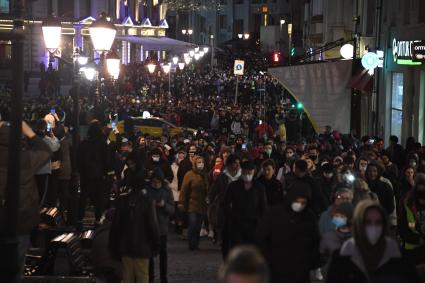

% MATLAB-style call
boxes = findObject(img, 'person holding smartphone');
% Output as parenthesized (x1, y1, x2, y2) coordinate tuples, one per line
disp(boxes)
(44, 107, 59, 129)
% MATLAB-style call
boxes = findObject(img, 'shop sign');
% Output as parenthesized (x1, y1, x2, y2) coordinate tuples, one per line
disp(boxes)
(412, 40, 425, 62)
(392, 38, 423, 65)
(234, 60, 244, 75)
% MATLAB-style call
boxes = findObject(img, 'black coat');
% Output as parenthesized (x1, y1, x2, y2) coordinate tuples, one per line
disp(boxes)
(109, 189, 160, 259)
(367, 179, 395, 215)
(256, 204, 320, 283)
(326, 238, 418, 283)
(223, 179, 267, 247)
(78, 137, 109, 180)
(177, 158, 193, 190)
(256, 175, 284, 206)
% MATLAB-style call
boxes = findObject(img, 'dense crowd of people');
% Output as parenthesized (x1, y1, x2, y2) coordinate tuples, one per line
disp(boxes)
(1, 56, 425, 283)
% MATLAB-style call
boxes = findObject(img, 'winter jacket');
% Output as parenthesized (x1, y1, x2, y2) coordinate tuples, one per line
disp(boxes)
(179, 169, 209, 214)
(109, 189, 160, 259)
(398, 191, 425, 251)
(177, 158, 193, 190)
(78, 136, 109, 180)
(257, 203, 320, 283)
(223, 179, 267, 246)
(319, 206, 336, 235)
(256, 175, 284, 206)
(147, 185, 175, 235)
(326, 237, 418, 283)
(0, 135, 52, 235)
(367, 179, 395, 215)
(36, 134, 60, 175)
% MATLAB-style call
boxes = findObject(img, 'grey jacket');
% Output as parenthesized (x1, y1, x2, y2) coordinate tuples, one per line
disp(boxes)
(147, 185, 175, 235)
(36, 135, 60, 175)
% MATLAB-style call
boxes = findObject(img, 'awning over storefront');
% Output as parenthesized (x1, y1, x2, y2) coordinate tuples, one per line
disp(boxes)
(116, 36, 196, 53)
(269, 60, 352, 134)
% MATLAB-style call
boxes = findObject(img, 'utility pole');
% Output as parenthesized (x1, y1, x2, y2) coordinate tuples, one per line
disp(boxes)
(0, 0, 26, 282)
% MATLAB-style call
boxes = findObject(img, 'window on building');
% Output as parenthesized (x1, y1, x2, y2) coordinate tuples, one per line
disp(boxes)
(312, 0, 323, 16)
(220, 15, 227, 29)
(419, 0, 425, 23)
(234, 19, 244, 35)
(391, 73, 404, 140)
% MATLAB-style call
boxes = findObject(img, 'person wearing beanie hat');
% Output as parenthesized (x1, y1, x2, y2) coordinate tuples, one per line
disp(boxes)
(320, 202, 354, 267)
(256, 182, 320, 283)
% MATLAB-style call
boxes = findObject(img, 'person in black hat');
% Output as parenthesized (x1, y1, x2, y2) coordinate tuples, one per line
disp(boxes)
(319, 162, 336, 205)
(256, 183, 320, 283)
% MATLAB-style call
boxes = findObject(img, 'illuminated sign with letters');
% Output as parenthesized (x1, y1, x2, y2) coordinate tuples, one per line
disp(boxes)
(393, 38, 423, 65)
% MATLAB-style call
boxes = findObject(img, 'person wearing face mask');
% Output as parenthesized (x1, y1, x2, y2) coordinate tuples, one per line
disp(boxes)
(319, 188, 353, 235)
(210, 154, 242, 257)
(179, 156, 209, 251)
(320, 202, 353, 271)
(326, 200, 418, 283)
(145, 148, 173, 183)
(177, 145, 198, 191)
(223, 161, 266, 256)
(256, 184, 320, 283)
(398, 179, 425, 275)
(147, 169, 175, 283)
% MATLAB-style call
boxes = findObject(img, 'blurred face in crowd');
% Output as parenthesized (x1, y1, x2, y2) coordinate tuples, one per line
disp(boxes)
(354, 179, 369, 192)
(308, 148, 318, 162)
(405, 168, 415, 179)
(285, 148, 295, 159)
(305, 158, 314, 171)
(333, 158, 342, 168)
(381, 155, 390, 165)
(364, 208, 384, 245)
(334, 191, 353, 206)
(228, 160, 241, 175)
(188, 146, 197, 158)
(359, 159, 368, 172)
(263, 165, 275, 180)
(366, 165, 379, 181)
(127, 160, 137, 172)
(222, 151, 230, 162)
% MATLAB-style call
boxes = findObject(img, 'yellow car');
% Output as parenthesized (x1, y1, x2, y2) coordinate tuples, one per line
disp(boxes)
(110, 116, 196, 140)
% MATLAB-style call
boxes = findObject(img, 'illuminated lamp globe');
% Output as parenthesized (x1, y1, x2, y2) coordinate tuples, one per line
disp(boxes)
(106, 50, 120, 79)
(89, 13, 117, 52)
(340, 44, 354, 59)
(162, 63, 171, 74)
(42, 16, 62, 52)
(178, 62, 185, 70)
(147, 63, 156, 74)
(184, 56, 191, 65)
(172, 56, 179, 65)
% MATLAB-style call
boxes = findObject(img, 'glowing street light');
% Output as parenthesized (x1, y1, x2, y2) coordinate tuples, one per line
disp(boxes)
(89, 13, 117, 52)
(238, 33, 243, 39)
(81, 67, 96, 81)
(172, 56, 179, 65)
(182, 29, 187, 35)
(340, 44, 354, 59)
(162, 63, 171, 74)
(189, 50, 195, 57)
(199, 51, 205, 57)
(194, 53, 200, 61)
(194, 46, 200, 52)
(178, 62, 185, 70)
(147, 63, 156, 74)
(243, 33, 250, 40)
(184, 56, 191, 65)
(42, 16, 62, 52)
(203, 47, 209, 53)
(106, 50, 120, 79)
(188, 29, 193, 35)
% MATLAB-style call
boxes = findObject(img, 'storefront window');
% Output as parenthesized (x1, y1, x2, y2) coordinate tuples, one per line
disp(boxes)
(391, 73, 404, 139)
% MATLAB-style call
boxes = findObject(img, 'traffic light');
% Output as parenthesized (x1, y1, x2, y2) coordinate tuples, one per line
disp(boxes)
(291, 47, 295, 57)
(272, 52, 281, 63)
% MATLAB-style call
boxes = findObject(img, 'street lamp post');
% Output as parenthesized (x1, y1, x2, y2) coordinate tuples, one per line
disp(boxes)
(182, 28, 193, 43)
(162, 63, 171, 94)
(210, 34, 214, 68)
(89, 13, 117, 107)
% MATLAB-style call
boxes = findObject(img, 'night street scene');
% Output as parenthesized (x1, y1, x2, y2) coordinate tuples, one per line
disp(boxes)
(1, 0, 425, 283)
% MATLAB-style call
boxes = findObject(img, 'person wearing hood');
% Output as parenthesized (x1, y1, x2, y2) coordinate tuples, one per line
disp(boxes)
(320, 202, 354, 266)
(256, 159, 284, 206)
(209, 154, 241, 256)
(319, 188, 353, 235)
(145, 147, 173, 183)
(179, 155, 209, 251)
(326, 200, 418, 283)
(365, 162, 395, 216)
(256, 184, 320, 283)
(147, 169, 175, 283)
(223, 161, 267, 257)
(398, 179, 425, 274)
(0, 121, 52, 282)
(318, 162, 336, 205)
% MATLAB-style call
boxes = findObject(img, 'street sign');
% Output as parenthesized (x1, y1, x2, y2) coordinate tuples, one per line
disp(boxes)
(413, 40, 425, 62)
(233, 60, 244, 75)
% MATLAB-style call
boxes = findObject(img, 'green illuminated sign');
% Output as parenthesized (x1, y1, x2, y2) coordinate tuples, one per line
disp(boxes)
(396, 59, 422, 66)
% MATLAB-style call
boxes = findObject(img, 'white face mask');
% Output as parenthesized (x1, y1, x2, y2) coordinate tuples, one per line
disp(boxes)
(242, 174, 254, 182)
(365, 225, 383, 245)
(196, 163, 205, 170)
(291, 202, 305, 213)
(324, 172, 334, 179)
(152, 156, 160, 162)
(359, 165, 368, 172)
